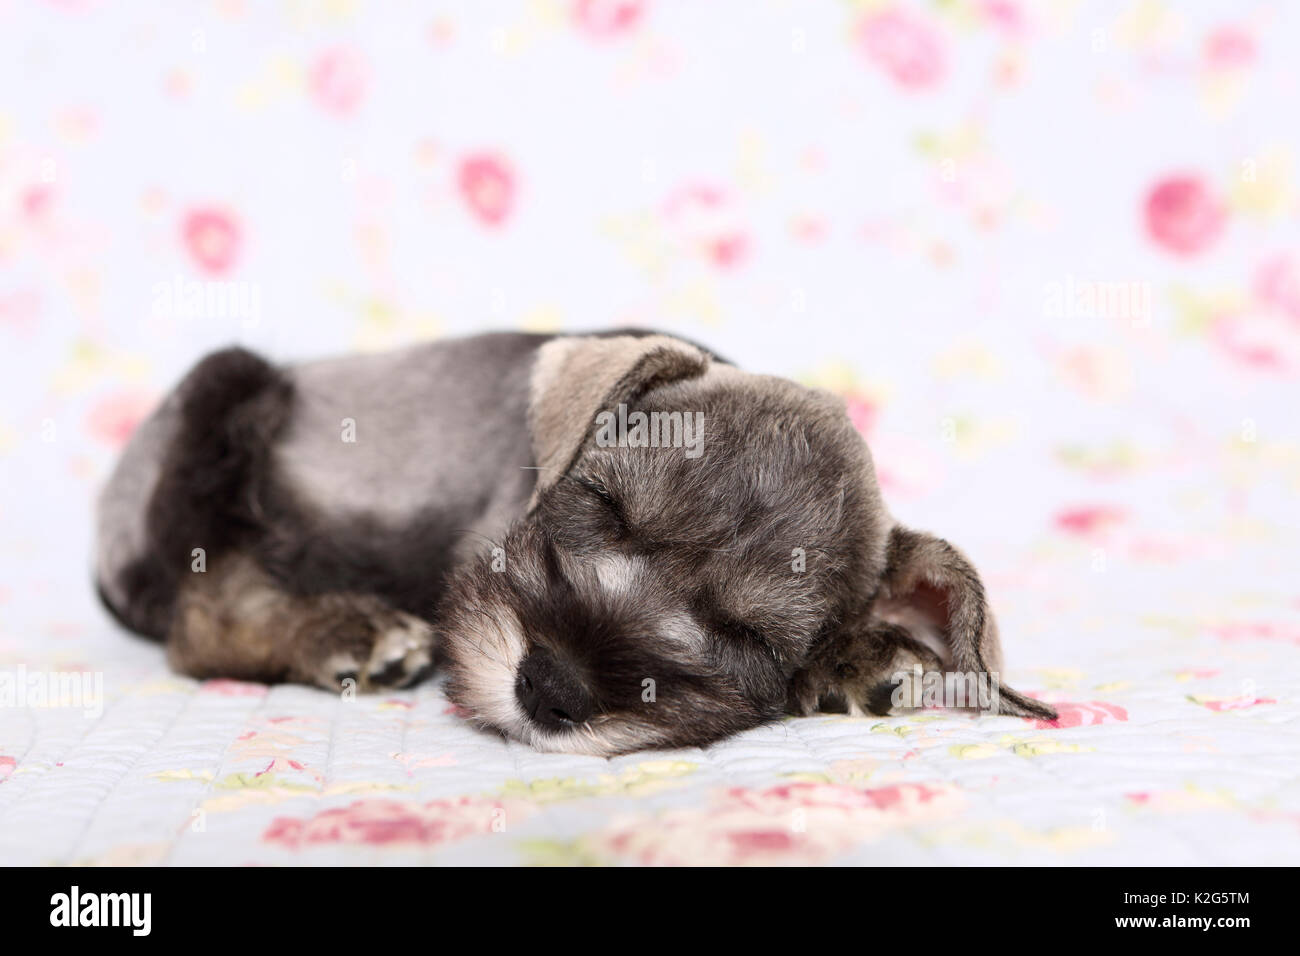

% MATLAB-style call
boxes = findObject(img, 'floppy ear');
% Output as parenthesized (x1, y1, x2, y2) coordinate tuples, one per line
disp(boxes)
(526, 333, 711, 507)
(791, 525, 1056, 720)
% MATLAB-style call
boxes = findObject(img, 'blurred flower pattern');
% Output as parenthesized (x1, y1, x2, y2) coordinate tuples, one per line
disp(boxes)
(0, 0, 1297, 865)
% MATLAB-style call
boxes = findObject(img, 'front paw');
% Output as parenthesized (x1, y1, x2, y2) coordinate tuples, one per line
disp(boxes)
(295, 601, 436, 693)
(788, 622, 944, 718)
(358, 612, 436, 690)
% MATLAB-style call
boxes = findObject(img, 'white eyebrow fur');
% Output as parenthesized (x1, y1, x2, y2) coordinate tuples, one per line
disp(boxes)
(587, 554, 705, 652)
(591, 553, 645, 595)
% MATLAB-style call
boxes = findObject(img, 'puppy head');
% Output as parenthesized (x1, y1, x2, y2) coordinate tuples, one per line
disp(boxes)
(439, 333, 1053, 755)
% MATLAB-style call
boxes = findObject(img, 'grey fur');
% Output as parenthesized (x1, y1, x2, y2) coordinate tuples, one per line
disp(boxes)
(273, 333, 544, 566)
(96, 330, 1055, 755)
(95, 391, 180, 612)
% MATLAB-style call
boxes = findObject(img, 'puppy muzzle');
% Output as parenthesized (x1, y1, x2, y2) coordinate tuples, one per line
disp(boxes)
(515, 648, 594, 729)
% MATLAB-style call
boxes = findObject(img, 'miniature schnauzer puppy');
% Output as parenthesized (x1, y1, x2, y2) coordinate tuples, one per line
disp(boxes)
(96, 330, 1056, 754)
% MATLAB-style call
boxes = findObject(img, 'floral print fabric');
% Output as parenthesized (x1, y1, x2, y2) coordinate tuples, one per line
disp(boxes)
(1, 1, 1297, 865)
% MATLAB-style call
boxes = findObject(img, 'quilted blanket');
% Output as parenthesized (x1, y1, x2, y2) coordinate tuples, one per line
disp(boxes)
(2, 1, 1298, 866)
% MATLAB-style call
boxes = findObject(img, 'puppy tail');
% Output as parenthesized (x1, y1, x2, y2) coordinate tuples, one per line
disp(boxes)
(991, 684, 1059, 722)
(98, 347, 294, 640)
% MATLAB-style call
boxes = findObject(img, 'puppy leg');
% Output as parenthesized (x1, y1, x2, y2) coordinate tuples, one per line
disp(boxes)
(788, 619, 942, 717)
(167, 553, 436, 692)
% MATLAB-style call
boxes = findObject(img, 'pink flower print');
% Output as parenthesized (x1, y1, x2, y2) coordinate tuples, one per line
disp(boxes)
(0, 288, 42, 335)
(1254, 254, 1300, 323)
(1144, 175, 1225, 256)
(1053, 505, 1125, 538)
(1203, 24, 1256, 71)
(21, 184, 54, 223)
(1209, 621, 1300, 646)
(979, 0, 1025, 36)
(391, 752, 457, 773)
(869, 431, 944, 500)
(843, 393, 879, 437)
(663, 184, 749, 270)
(181, 207, 241, 275)
(1210, 311, 1300, 373)
(789, 215, 827, 243)
(199, 679, 268, 697)
(573, 0, 644, 38)
(264, 797, 523, 849)
(309, 47, 368, 116)
(709, 234, 747, 267)
(1197, 696, 1275, 712)
(458, 154, 516, 227)
(1031, 701, 1128, 730)
(856, 8, 946, 90)
(86, 390, 157, 449)
(591, 782, 961, 865)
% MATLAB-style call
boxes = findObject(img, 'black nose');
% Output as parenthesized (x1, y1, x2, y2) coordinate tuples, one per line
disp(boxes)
(515, 650, 593, 729)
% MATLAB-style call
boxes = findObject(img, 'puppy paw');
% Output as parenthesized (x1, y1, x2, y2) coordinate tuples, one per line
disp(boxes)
(360, 613, 436, 690)
(294, 599, 436, 693)
(787, 620, 944, 718)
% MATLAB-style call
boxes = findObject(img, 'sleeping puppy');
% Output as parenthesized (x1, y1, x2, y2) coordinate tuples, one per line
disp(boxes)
(96, 330, 1055, 754)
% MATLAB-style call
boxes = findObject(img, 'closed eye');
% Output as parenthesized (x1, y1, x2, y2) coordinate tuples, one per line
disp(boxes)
(575, 475, 628, 528)
(699, 610, 785, 688)
(693, 601, 773, 655)
(712, 615, 768, 651)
